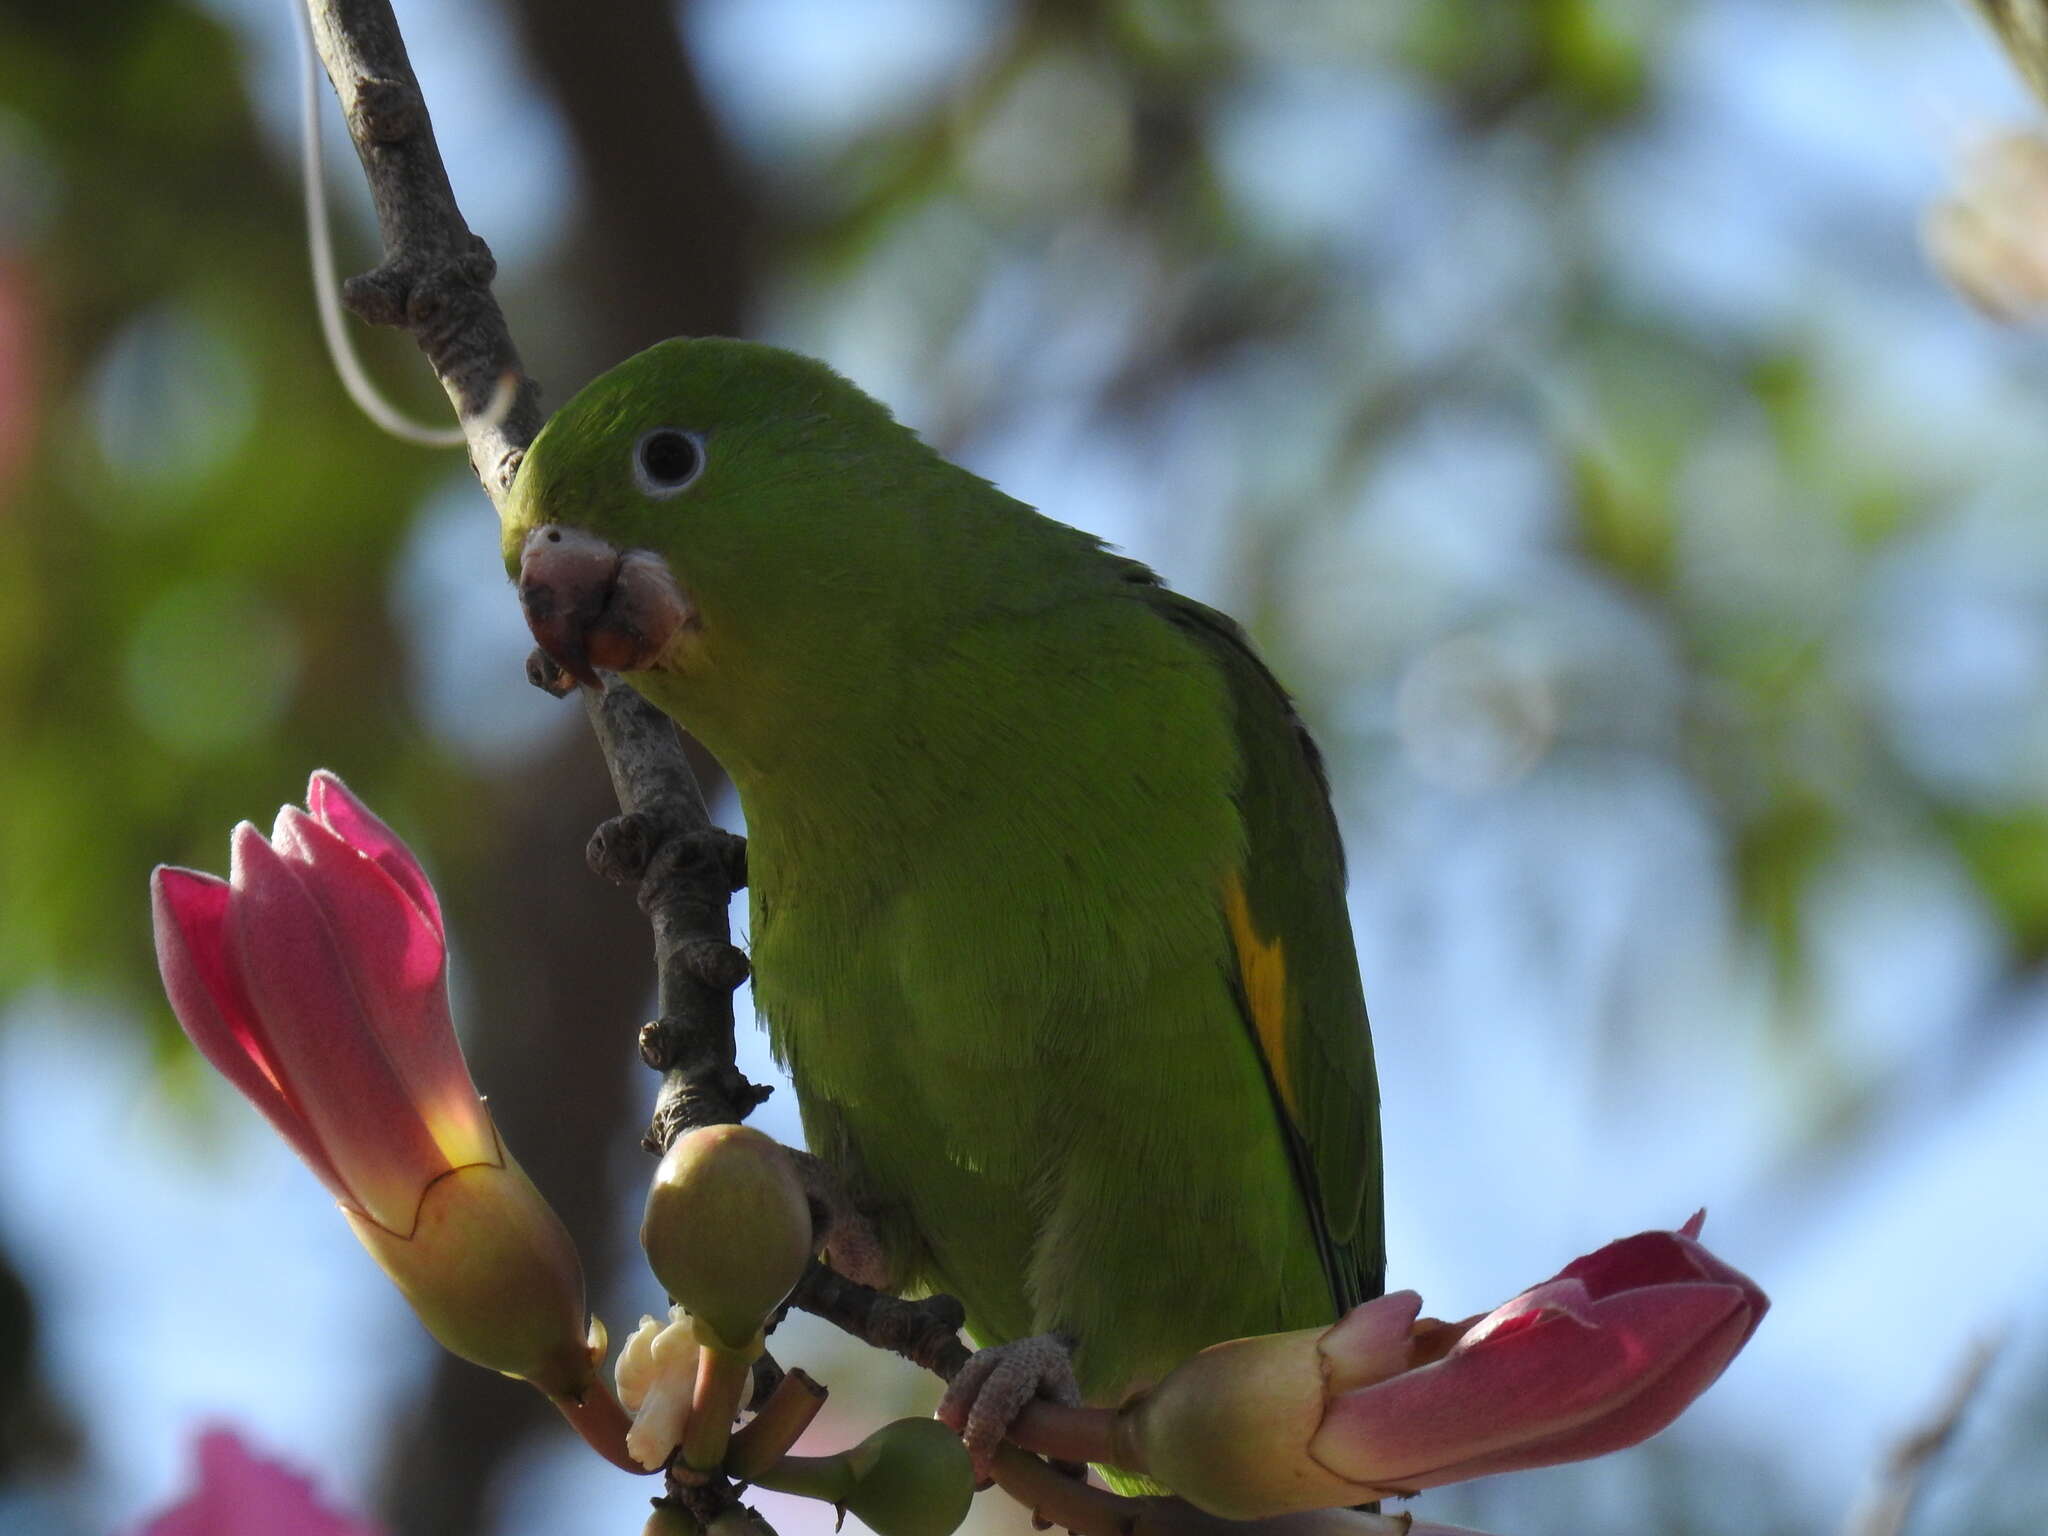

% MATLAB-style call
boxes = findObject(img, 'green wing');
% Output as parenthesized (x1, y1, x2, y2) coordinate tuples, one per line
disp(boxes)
(1146, 583, 1384, 1313)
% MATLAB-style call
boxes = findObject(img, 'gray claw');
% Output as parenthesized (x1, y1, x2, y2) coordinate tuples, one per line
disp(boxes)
(937, 1333, 1082, 1477)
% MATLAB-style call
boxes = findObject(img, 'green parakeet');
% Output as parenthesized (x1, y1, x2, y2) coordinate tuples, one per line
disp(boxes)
(504, 338, 1382, 1479)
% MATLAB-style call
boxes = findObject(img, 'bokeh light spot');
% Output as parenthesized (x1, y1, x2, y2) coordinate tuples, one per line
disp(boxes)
(88, 305, 254, 499)
(392, 476, 566, 770)
(123, 577, 300, 755)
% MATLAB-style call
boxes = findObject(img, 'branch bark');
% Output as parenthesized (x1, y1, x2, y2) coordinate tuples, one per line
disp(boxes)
(570, 662, 768, 1147)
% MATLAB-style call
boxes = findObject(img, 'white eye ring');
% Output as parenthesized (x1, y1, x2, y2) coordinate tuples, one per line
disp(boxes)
(632, 428, 706, 498)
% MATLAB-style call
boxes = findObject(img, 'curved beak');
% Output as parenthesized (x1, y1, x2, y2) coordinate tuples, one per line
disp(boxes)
(517, 526, 695, 689)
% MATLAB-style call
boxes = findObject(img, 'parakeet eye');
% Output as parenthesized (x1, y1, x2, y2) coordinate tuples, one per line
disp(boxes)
(633, 429, 705, 497)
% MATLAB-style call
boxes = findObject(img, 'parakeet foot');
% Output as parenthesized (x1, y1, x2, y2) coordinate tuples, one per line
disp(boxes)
(790, 1150, 896, 1290)
(938, 1333, 1082, 1478)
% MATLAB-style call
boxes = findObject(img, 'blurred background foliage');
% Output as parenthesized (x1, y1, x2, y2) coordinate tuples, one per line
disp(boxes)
(2, 0, 2047, 1533)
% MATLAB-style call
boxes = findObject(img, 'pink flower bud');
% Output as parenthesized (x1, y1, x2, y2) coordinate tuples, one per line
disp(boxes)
(1117, 1215, 1766, 1519)
(151, 772, 593, 1396)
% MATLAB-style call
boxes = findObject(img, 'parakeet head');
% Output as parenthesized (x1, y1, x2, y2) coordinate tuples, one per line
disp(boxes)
(502, 338, 1071, 769)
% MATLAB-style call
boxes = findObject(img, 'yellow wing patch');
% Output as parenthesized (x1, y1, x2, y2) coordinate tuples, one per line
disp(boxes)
(1223, 872, 1298, 1119)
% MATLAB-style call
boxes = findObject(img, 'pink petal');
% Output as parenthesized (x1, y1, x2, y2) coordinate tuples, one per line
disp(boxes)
(271, 808, 444, 993)
(1315, 1282, 1750, 1488)
(1427, 1297, 1760, 1481)
(1459, 1278, 1594, 1345)
(307, 770, 443, 940)
(267, 807, 493, 1167)
(151, 867, 349, 1203)
(227, 825, 452, 1232)
(139, 1428, 384, 1536)
(1556, 1228, 1736, 1302)
(1556, 1224, 1768, 1333)
(1320, 1291, 1424, 1392)
(1316, 1309, 1629, 1486)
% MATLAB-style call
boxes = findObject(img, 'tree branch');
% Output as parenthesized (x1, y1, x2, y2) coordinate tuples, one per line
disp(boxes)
(991, 1450, 1422, 1536)
(568, 662, 768, 1146)
(790, 1260, 972, 1377)
(1842, 1333, 2002, 1536)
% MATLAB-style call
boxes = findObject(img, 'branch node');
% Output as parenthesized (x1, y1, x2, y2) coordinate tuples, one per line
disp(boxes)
(638, 1020, 670, 1070)
(407, 267, 471, 336)
(590, 811, 661, 884)
(340, 268, 406, 326)
(681, 936, 752, 990)
(355, 76, 420, 141)
(643, 825, 749, 893)
(644, 1067, 775, 1152)
(462, 233, 498, 286)
(790, 1262, 971, 1378)
(667, 1469, 741, 1527)
(526, 646, 578, 696)
(406, 274, 446, 327)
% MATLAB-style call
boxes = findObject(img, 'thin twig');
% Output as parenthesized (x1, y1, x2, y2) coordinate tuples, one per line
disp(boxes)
(295, 3, 465, 446)
(992, 1449, 1422, 1536)
(789, 1260, 972, 1377)
(788, 1260, 1125, 1468)
(1842, 1332, 2003, 1536)
(563, 661, 767, 1147)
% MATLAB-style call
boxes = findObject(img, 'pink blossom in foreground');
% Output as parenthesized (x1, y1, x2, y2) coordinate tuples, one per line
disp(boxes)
(152, 770, 483, 1232)
(150, 772, 597, 1402)
(138, 1429, 380, 1536)
(1117, 1214, 1766, 1520)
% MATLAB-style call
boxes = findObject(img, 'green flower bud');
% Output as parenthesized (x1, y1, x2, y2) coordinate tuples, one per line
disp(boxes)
(1111, 1324, 1378, 1519)
(643, 1501, 703, 1536)
(640, 1126, 813, 1350)
(752, 1418, 975, 1536)
(841, 1419, 977, 1536)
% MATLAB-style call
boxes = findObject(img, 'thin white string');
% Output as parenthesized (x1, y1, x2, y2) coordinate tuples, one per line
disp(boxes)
(295, 3, 513, 447)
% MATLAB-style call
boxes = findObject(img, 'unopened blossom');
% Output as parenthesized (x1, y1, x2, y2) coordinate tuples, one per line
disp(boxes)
(1114, 1213, 1767, 1520)
(151, 772, 607, 1415)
